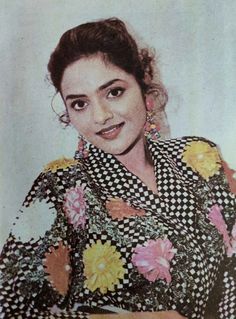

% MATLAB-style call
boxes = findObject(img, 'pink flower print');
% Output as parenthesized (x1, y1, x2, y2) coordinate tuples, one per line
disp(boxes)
(208, 204, 231, 252)
(227, 222, 236, 257)
(232, 222, 236, 238)
(63, 186, 87, 229)
(222, 160, 236, 195)
(132, 239, 176, 284)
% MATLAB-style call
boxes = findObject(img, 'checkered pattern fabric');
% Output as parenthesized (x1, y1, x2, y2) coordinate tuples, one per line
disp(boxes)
(0, 136, 235, 319)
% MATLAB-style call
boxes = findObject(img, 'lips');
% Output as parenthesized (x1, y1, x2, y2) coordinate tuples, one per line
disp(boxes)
(96, 122, 124, 140)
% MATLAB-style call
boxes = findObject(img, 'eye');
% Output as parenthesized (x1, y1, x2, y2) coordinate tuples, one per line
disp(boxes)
(71, 99, 88, 111)
(107, 87, 125, 98)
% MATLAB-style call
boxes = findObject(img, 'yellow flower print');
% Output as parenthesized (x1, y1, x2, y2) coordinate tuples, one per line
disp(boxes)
(43, 157, 78, 173)
(182, 141, 221, 180)
(83, 240, 125, 294)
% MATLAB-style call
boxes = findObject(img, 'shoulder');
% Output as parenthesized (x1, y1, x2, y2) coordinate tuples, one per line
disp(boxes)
(152, 136, 221, 181)
(43, 157, 79, 174)
(155, 136, 217, 156)
(11, 157, 86, 243)
(23, 157, 84, 207)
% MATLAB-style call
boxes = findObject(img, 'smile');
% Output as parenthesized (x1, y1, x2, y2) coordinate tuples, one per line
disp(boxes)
(96, 122, 125, 140)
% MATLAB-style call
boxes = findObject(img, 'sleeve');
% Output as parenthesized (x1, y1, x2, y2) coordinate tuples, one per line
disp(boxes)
(0, 171, 89, 319)
(210, 159, 236, 319)
(180, 137, 236, 318)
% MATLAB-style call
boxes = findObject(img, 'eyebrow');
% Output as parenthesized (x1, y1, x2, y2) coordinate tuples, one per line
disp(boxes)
(65, 78, 123, 101)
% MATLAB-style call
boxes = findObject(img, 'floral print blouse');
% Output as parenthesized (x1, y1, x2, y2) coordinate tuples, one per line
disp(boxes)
(0, 136, 235, 319)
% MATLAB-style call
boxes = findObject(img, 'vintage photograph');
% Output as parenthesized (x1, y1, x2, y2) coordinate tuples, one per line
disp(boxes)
(0, 1, 235, 318)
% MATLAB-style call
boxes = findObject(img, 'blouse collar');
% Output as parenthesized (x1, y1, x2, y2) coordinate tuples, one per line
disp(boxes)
(74, 138, 164, 212)
(74, 137, 199, 214)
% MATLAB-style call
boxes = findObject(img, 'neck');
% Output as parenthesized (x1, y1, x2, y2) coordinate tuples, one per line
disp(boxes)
(115, 135, 158, 194)
(115, 135, 152, 175)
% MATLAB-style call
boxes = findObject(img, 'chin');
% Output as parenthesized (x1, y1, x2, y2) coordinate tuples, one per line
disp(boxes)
(92, 140, 128, 155)
(103, 138, 140, 156)
(102, 145, 129, 156)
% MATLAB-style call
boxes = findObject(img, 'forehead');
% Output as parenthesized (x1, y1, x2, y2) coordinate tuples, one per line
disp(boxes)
(61, 55, 131, 94)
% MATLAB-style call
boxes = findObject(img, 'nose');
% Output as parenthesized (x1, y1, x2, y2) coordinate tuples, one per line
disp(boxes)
(92, 100, 113, 125)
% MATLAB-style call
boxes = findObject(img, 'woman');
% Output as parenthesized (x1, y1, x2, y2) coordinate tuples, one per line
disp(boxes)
(0, 18, 235, 319)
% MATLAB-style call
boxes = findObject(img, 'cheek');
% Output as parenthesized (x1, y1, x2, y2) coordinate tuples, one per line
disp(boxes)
(138, 112, 147, 129)
(69, 112, 88, 134)
(134, 101, 147, 123)
(120, 95, 146, 119)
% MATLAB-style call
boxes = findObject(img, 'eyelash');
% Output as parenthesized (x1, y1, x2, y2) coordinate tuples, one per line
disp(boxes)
(70, 87, 125, 111)
(107, 87, 125, 98)
(71, 99, 88, 111)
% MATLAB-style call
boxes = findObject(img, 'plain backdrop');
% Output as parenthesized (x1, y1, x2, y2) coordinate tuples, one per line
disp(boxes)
(1, 0, 236, 247)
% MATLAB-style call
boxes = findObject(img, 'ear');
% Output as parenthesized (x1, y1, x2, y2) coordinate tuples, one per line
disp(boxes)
(146, 97, 154, 111)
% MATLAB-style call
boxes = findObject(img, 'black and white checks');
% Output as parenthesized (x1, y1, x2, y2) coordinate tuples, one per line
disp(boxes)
(0, 136, 235, 318)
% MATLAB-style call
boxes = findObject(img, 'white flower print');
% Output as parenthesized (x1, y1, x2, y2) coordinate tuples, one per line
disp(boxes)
(11, 200, 56, 243)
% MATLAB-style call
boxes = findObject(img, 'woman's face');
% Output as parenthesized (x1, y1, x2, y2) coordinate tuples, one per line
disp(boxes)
(61, 55, 147, 155)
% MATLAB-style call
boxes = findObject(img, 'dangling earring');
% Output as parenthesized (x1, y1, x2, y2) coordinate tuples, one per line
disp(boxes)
(76, 135, 90, 159)
(144, 98, 160, 141)
(59, 111, 70, 126)
(51, 93, 71, 127)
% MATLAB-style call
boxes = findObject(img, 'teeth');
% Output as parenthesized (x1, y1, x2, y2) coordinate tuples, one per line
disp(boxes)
(100, 124, 120, 135)
(101, 127, 117, 134)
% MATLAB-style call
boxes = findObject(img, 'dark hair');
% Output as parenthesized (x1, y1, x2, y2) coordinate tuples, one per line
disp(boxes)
(48, 17, 168, 124)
